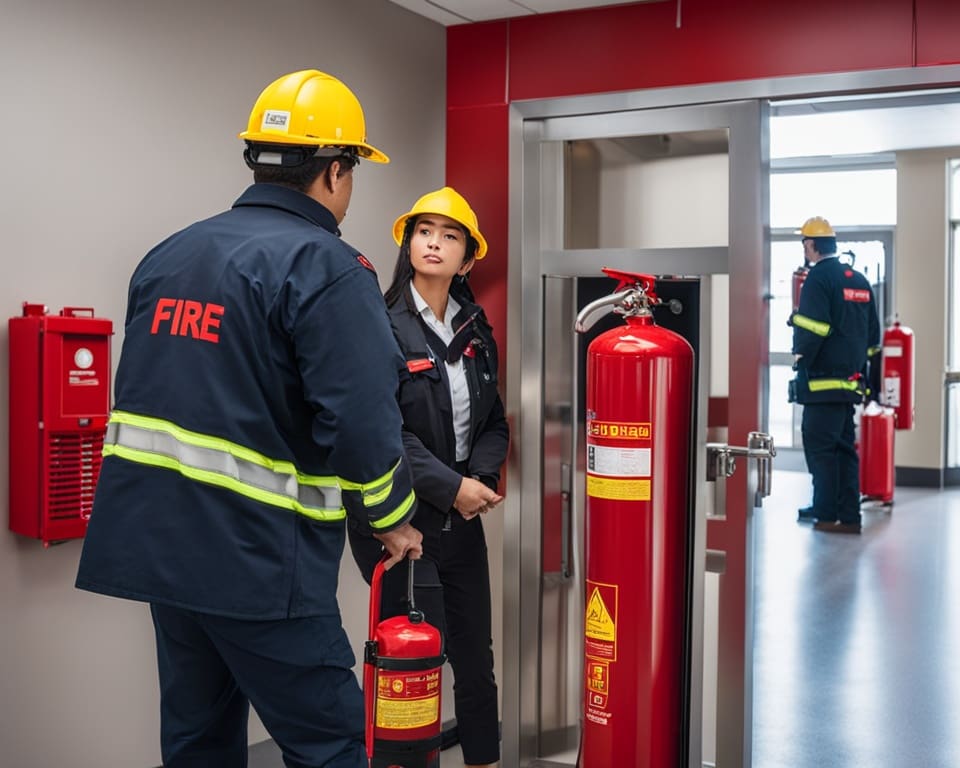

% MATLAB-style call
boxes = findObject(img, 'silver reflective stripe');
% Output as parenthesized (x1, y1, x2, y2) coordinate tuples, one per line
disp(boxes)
(104, 420, 344, 521)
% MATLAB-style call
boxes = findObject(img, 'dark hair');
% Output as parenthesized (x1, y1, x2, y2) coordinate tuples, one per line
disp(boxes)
(383, 216, 479, 307)
(809, 236, 837, 256)
(245, 144, 358, 192)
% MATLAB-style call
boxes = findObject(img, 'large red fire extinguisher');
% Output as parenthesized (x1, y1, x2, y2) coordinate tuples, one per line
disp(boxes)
(575, 269, 694, 768)
(364, 556, 445, 768)
(881, 318, 915, 430)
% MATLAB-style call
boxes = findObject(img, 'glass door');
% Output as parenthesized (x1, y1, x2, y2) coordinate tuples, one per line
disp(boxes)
(947, 161, 960, 472)
(769, 233, 891, 452)
(767, 164, 896, 456)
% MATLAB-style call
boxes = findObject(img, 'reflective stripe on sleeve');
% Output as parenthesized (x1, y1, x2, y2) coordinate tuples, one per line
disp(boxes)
(103, 411, 345, 522)
(339, 457, 416, 530)
(808, 379, 862, 393)
(792, 314, 831, 337)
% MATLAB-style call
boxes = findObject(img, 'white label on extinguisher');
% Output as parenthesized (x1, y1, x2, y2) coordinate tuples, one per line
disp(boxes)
(884, 376, 901, 407)
(587, 444, 651, 477)
(883, 345, 903, 358)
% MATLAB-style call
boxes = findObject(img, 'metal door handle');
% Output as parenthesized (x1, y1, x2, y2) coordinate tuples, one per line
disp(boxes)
(706, 431, 776, 505)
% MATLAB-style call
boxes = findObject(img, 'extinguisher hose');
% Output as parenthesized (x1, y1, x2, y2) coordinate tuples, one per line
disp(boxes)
(574, 289, 635, 333)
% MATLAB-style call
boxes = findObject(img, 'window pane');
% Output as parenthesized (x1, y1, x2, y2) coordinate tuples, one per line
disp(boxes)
(769, 241, 799, 353)
(952, 225, 960, 369)
(768, 365, 796, 448)
(770, 170, 897, 230)
(952, 160, 960, 221)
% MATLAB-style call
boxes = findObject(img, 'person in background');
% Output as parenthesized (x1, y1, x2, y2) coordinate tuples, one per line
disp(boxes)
(76, 70, 422, 768)
(789, 215, 880, 534)
(349, 187, 509, 767)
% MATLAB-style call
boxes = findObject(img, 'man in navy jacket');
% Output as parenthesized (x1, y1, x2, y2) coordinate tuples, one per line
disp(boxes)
(790, 216, 880, 534)
(76, 70, 422, 768)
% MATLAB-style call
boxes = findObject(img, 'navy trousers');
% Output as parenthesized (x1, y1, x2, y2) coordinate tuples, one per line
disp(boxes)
(801, 401, 861, 525)
(348, 513, 500, 766)
(150, 604, 366, 768)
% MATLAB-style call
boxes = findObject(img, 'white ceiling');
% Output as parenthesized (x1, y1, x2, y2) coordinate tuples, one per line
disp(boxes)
(385, 0, 653, 26)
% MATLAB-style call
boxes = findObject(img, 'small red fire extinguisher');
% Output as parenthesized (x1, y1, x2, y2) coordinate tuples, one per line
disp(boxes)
(859, 401, 895, 505)
(792, 263, 809, 311)
(881, 317, 915, 430)
(364, 556, 445, 768)
(575, 269, 694, 768)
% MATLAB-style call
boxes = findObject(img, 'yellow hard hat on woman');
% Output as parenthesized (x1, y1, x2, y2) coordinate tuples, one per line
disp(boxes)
(392, 186, 488, 259)
(239, 70, 388, 163)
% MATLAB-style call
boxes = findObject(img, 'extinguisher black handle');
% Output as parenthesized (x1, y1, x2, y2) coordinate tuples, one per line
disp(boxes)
(368, 554, 422, 637)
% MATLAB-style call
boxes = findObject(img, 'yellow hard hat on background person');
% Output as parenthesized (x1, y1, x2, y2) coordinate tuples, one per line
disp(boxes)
(392, 186, 488, 259)
(239, 69, 388, 163)
(796, 216, 836, 238)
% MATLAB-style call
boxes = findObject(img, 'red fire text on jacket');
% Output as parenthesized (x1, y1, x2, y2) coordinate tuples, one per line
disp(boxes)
(150, 298, 224, 343)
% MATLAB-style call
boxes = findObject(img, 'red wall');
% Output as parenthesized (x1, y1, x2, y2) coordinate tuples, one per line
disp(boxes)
(446, 0, 960, 373)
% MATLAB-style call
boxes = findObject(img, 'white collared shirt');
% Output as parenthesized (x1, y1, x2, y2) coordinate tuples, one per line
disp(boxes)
(411, 283, 472, 461)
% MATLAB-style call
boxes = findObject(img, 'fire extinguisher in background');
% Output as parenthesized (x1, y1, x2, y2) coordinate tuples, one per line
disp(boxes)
(574, 269, 694, 768)
(859, 401, 896, 506)
(364, 556, 445, 768)
(792, 262, 809, 312)
(881, 317, 915, 430)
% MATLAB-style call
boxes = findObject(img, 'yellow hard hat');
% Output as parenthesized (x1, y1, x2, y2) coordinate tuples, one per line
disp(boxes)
(392, 186, 488, 260)
(239, 70, 388, 163)
(797, 216, 835, 238)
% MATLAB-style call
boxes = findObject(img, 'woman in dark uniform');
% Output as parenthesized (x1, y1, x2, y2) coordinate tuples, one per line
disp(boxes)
(348, 186, 509, 767)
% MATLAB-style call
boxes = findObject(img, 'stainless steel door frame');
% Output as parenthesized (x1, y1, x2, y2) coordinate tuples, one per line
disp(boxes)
(503, 99, 768, 768)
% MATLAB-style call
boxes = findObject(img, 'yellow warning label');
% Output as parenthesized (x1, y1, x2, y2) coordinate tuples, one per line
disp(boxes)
(588, 420, 651, 440)
(585, 587, 616, 642)
(375, 694, 439, 730)
(587, 475, 651, 501)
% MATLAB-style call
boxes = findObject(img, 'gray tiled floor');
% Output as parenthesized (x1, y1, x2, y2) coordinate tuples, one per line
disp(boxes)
(752, 470, 960, 767)
(251, 470, 960, 767)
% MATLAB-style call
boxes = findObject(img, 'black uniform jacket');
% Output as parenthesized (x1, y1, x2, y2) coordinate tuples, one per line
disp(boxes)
(77, 184, 414, 619)
(791, 255, 880, 404)
(380, 280, 509, 531)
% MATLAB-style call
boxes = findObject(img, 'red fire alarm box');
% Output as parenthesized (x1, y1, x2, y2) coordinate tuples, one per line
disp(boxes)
(9, 303, 113, 546)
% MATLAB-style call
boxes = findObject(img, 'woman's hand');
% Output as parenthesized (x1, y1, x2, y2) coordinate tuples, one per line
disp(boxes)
(454, 476, 503, 520)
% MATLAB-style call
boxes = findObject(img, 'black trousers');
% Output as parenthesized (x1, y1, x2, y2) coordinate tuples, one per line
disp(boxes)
(801, 401, 861, 525)
(150, 604, 366, 768)
(348, 512, 500, 765)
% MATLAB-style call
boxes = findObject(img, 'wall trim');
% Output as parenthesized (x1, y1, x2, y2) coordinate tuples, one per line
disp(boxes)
(896, 466, 947, 487)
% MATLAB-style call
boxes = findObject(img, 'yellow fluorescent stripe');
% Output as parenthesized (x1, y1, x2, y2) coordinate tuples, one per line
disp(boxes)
(340, 458, 401, 492)
(363, 483, 393, 507)
(103, 444, 346, 522)
(369, 490, 416, 530)
(793, 314, 831, 337)
(808, 379, 860, 392)
(109, 410, 336, 487)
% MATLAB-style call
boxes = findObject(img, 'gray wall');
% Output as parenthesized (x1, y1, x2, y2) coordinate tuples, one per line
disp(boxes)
(0, 1, 446, 765)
